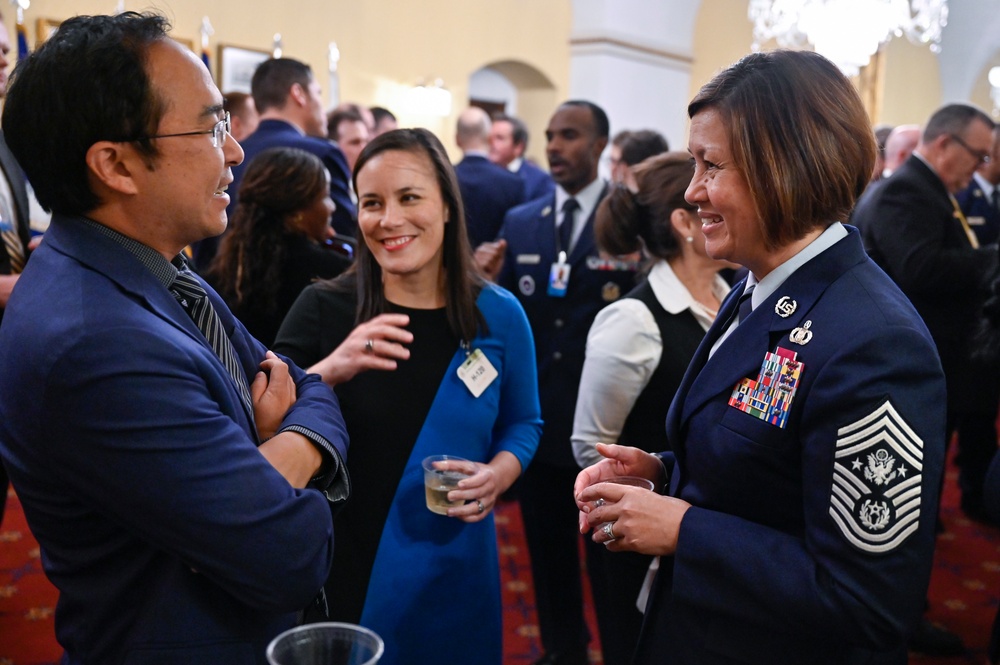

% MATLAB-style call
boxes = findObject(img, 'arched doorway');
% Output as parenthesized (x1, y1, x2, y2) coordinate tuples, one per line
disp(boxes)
(468, 60, 557, 165)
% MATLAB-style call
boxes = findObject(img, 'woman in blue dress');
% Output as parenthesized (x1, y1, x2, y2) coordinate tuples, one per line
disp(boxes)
(274, 128, 541, 665)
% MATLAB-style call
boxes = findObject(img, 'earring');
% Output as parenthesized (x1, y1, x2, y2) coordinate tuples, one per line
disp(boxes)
(685, 236, 694, 243)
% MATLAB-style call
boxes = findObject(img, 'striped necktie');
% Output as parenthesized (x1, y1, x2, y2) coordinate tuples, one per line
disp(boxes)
(0, 186, 24, 274)
(170, 268, 254, 418)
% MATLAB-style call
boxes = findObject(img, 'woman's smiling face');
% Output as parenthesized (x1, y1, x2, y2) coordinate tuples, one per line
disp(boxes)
(356, 149, 447, 286)
(685, 107, 768, 276)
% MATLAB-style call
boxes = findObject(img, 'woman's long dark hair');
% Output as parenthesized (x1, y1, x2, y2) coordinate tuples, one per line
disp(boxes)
(207, 147, 327, 318)
(320, 128, 485, 342)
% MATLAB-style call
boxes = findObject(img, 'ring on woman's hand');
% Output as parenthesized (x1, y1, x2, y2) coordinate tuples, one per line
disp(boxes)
(602, 521, 617, 541)
(476, 500, 485, 514)
(595, 498, 606, 508)
(364, 338, 374, 354)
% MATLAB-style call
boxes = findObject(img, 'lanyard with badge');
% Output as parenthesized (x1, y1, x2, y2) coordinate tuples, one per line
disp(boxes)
(457, 340, 498, 397)
(549, 199, 578, 297)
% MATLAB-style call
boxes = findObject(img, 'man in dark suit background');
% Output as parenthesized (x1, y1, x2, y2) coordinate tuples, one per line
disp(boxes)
(498, 100, 635, 665)
(853, 103, 1000, 655)
(453, 106, 524, 248)
(490, 112, 555, 203)
(0, 13, 349, 664)
(193, 57, 355, 267)
(0, 8, 32, 530)
(955, 125, 1000, 247)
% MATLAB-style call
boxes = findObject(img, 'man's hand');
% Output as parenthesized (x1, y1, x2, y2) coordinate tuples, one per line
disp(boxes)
(474, 239, 507, 282)
(258, 431, 323, 488)
(251, 351, 297, 441)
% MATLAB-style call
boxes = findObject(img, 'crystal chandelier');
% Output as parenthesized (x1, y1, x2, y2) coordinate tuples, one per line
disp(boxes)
(748, 0, 949, 76)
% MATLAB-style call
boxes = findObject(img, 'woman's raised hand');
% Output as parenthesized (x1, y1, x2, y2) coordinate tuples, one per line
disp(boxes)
(308, 313, 412, 386)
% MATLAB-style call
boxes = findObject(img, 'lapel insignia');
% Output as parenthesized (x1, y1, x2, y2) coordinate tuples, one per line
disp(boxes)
(541, 206, 552, 217)
(789, 320, 813, 345)
(518, 275, 535, 296)
(830, 399, 923, 554)
(775, 296, 797, 317)
(601, 282, 621, 302)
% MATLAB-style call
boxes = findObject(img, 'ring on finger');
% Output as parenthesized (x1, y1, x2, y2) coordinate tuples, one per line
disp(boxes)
(364, 338, 374, 354)
(602, 521, 617, 541)
(595, 498, 606, 508)
(476, 500, 485, 514)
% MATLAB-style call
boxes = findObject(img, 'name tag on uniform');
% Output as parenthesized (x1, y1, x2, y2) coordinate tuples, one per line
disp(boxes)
(517, 254, 542, 264)
(457, 349, 498, 398)
(968, 215, 986, 227)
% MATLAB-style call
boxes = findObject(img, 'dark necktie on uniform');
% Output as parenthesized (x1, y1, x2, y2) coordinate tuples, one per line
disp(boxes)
(0, 187, 24, 274)
(721, 284, 756, 331)
(170, 268, 254, 418)
(992, 187, 1000, 216)
(558, 198, 579, 255)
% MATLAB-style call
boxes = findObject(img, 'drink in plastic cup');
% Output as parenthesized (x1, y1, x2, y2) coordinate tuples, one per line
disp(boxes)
(422, 455, 473, 515)
(266, 622, 384, 665)
(596, 476, 655, 535)
(604, 476, 655, 491)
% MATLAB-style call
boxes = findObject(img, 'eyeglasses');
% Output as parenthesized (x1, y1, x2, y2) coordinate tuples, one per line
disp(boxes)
(140, 112, 230, 148)
(949, 133, 991, 166)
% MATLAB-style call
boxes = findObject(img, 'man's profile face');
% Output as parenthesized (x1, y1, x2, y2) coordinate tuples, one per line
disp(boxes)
(336, 118, 369, 172)
(0, 19, 12, 97)
(304, 78, 327, 138)
(134, 39, 244, 253)
(489, 120, 518, 167)
(546, 105, 605, 195)
(941, 119, 993, 193)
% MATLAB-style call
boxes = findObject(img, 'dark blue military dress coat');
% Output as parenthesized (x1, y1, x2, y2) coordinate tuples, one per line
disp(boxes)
(635, 227, 946, 665)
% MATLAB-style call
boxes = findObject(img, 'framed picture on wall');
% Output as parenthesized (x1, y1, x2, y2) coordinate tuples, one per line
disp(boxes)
(35, 18, 60, 47)
(171, 36, 195, 53)
(218, 44, 271, 94)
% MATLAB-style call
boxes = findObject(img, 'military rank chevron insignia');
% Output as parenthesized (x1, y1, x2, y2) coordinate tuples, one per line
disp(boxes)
(830, 399, 923, 554)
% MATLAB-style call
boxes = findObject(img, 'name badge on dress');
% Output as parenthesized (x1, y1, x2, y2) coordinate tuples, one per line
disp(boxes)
(457, 348, 498, 398)
(548, 250, 571, 297)
(728, 346, 804, 429)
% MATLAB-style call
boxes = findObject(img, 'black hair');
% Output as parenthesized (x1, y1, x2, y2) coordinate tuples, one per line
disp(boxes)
(3, 12, 170, 215)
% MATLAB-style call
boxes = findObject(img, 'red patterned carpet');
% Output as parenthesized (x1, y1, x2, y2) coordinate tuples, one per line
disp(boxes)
(0, 458, 997, 664)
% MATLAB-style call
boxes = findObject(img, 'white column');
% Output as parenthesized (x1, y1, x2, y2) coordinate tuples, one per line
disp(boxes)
(569, 0, 701, 149)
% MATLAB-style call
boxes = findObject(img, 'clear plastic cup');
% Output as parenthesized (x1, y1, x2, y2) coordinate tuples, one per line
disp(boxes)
(422, 455, 475, 515)
(266, 622, 384, 665)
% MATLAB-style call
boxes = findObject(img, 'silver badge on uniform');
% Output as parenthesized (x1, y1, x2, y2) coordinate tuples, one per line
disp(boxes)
(519, 275, 535, 296)
(830, 399, 923, 554)
(789, 320, 813, 345)
(775, 296, 797, 317)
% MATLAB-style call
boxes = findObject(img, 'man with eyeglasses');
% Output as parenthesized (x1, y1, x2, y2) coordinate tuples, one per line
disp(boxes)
(0, 13, 350, 665)
(854, 102, 999, 656)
